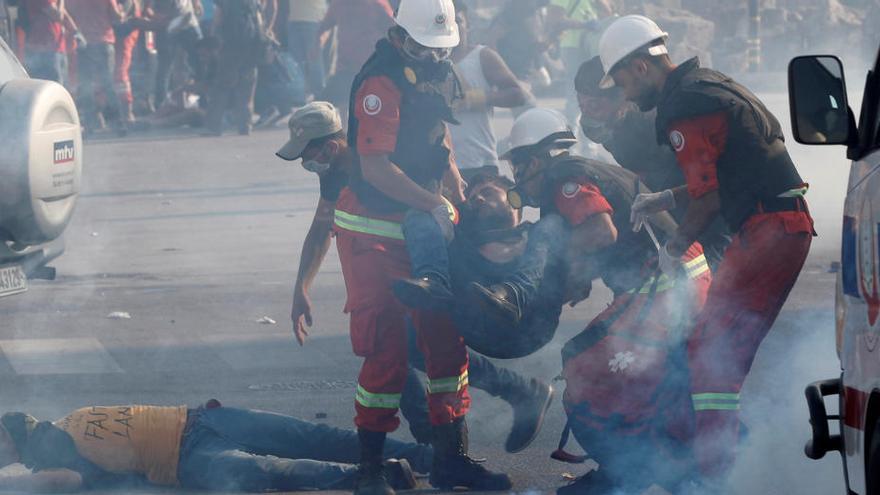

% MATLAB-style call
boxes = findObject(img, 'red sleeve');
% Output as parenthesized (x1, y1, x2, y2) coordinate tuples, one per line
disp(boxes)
(667, 111, 728, 199)
(554, 180, 614, 226)
(354, 76, 402, 155)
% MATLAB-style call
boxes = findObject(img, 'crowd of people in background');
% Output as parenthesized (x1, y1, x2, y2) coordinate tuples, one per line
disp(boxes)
(1, 0, 619, 139)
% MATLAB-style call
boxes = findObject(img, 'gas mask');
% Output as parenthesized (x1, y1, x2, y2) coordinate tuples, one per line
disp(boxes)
(402, 35, 452, 63)
(302, 160, 331, 175)
(506, 158, 545, 209)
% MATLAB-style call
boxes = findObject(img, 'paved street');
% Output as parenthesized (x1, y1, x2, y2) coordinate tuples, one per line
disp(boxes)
(0, 94, 856, 494)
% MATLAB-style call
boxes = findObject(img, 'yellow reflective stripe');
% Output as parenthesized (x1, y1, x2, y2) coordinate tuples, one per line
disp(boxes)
(628, 254, 711, 294)
(428, 370, 469, 394)
(694, 402, 740, 411)
(334, 209, 404, 240)
(441, 197, 458, 223)
(356, 385, 401, 409)
(684, 255, 709, 279)
(629, 274, 677, 294)
(692, 392, 740, 411)
(777, 186, 809, 198)
(692, 392, 740, 401)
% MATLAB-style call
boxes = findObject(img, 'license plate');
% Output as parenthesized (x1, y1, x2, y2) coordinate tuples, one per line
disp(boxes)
(0, 264, 27, 298)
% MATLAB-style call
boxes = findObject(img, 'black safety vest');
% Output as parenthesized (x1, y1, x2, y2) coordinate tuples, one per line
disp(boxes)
(655, 58, 805, 231)
(539, 154, 679, 295)
(347, 38, 459, 213)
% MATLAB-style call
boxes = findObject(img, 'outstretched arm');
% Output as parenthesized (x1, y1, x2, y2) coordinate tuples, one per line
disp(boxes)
(479, 47, 532, 109)
(291, 198, 335, 346)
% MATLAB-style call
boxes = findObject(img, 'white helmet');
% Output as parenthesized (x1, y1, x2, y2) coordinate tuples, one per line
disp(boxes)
(395, 0, 460, 49)
(598, 15, 668, 89)
(501, 108, 576, 161)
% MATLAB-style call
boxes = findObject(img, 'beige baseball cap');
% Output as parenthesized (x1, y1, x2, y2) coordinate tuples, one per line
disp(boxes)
(276, 102, 343, 161)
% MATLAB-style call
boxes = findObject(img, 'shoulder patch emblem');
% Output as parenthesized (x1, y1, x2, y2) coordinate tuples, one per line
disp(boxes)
(562, 182, 580, 198)
(363, 94, 382, 116)
(669, 130, 685, 152)
(404, 67, 418, 85)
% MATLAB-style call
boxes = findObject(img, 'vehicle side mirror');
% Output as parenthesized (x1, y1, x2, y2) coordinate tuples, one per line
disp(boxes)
(788, 55, 854, 145)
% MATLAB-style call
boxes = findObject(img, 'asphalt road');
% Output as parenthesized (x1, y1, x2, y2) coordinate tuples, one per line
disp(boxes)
(0, 94, 855, 494)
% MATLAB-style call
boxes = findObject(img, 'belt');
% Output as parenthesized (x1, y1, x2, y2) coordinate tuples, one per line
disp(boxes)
(756, 196, 807, 214)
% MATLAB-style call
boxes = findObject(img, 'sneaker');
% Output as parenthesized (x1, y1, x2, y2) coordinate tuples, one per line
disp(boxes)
(505, 379, 554, 453)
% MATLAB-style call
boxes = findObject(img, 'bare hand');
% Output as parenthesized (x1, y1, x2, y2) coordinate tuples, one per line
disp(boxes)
(291, 289, 313, 346)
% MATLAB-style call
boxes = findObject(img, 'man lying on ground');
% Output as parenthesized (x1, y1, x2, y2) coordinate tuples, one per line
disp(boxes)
(0, 401, 429, 492)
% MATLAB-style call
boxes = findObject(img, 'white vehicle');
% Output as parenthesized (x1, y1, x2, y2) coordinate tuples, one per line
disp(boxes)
(791, 47, 880, 493)
(0, 36, 82, 297)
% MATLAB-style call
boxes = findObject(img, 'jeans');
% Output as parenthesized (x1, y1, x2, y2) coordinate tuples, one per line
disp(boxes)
(402, 208, 451, 287)
(505, 214, 569, 312)
(77, 43, 117, 128)
(176, 407, 432, 491)
(25, 51, 67, 86)
(286, 21, 324, 96)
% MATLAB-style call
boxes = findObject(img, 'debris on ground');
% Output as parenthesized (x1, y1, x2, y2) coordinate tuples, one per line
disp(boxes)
(256, 316, 277, 325)
(106, 311, 132, 320)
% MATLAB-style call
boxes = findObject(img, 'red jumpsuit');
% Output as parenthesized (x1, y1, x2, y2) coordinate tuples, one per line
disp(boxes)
(669, 112, 814, 478)
(114, 4, 140, 115)
(334, 76, 470, 433)
(556, 177, 712, 491)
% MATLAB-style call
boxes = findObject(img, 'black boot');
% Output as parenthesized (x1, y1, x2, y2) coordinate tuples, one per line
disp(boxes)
(392, 275, 455, 311)
(355, 429, 395, 495)
(429, 418, 512, 491)
(470, 282, 522, 324)
(505, 378, 554, 453)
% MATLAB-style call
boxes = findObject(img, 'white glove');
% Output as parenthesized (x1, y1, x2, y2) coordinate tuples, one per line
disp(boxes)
(74, 31, 88, 49)
(631, 189, 675, 232)
(431, 203, 455, 243)
(658, 243, 683, 278)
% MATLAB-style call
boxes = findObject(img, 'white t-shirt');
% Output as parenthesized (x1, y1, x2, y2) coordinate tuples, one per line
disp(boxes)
(450, 46, 499, 170)
(288, 0, 327, 22)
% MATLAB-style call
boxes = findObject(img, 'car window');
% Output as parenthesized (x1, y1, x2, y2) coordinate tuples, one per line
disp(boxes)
(0, 36, 28, 85)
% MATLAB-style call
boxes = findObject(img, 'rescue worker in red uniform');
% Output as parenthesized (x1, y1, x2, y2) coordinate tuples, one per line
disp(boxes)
(334, 1, 510, 493)
(598, 15, 815, 485)
(475, 108, 713, 494)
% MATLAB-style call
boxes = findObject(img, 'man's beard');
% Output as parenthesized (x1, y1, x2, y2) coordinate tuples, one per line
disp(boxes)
(475, 209, 516, 233)
(634, 85, 661, 112)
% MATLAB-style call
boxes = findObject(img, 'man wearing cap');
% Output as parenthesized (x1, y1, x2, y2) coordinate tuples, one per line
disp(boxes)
(319, 0, 509, 492)
(574, 56, 730, 269)
(597, 15, 815, 484)
(277, 102, 558, 485)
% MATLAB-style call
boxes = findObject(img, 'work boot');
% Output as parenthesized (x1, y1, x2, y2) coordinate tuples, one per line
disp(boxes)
(392, 275, 454, 311)
(383, 459, 417, 490)
(429, 418, 512, 491)
(505, 379, 554, 453)
(470, 281, 522, 324)
(355, 429, 395, 495)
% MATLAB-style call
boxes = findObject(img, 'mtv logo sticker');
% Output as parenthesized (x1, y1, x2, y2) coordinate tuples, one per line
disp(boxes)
(53, 140, 75, 164)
